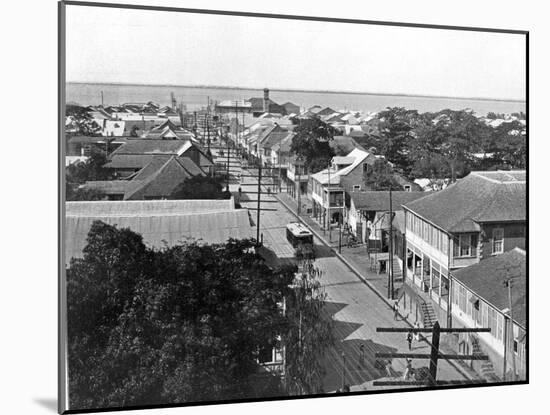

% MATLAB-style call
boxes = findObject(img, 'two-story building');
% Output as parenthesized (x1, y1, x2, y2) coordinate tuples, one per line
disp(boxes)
(450, 247, 526, 381)
(309, 148, 375, 228)
(402, 170, 526, 324)
(347, 191, 426, 244)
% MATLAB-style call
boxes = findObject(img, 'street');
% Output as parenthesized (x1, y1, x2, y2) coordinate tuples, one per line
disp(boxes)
(212, 145, 471, 393)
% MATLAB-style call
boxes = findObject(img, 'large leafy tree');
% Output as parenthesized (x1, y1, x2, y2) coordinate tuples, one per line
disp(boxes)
(376, 107, 419, 175)
(284, 263, 334, 395)
(67, 221, 297, 409)
(363, 158, 402, 191)
(489, 120, 526, 169)
(290, 117, 336, 173)
(407, 109, 493, 181)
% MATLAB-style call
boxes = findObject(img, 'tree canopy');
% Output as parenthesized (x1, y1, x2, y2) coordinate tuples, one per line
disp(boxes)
(290, 117, 336, 173)
(365, 107, 525, 181)
(67, 221, 297, 409)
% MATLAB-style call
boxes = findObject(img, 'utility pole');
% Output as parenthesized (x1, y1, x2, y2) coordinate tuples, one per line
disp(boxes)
(500, 262, 520, 381)
(278, 148, 282, 193)
(338, 192, 342, 254)
(256, 156, 262, 245)
(100, 90, 104, 107)
(327, 161, 332, 242)
(226, 125, 231, 192)
(374, 323, 491, 387)
(234, 101, 239, 148)
(341, 351, 346, 390)
(388, 186, 394, 299)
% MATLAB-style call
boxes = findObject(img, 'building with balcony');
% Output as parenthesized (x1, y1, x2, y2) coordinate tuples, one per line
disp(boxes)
(286, 156, 309, 201)
(402, 170, 526, 325)
(309, 148, 373, 228)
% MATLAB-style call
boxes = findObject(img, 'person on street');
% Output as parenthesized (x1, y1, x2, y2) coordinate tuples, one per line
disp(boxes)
(406, 330, 413, 351)
(403, 358, 413, 380)
(385, 359, 393, 377)
(359, 343, 365, 367)
(393, 300, 400, 321)
(413, 321, 421, 342)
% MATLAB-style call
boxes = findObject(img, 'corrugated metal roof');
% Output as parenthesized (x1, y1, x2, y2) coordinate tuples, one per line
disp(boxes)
(452, 248, 526, 327)
(66, 199, 235, 217)
(65, 200, 252, 264)
(404, 171, 526, 232)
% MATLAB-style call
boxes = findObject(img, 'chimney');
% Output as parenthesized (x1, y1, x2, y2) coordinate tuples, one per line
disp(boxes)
(263, 88, 269, 113)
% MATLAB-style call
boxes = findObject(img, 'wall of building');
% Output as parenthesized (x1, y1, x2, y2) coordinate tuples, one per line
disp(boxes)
(479, 222, 526, 259)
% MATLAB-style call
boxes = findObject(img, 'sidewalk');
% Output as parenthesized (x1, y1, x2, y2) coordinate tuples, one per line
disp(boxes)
(275, 191, 482, 383)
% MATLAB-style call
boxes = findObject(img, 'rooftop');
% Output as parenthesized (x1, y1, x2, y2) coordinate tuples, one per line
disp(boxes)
(404, 171, 526, 233)
(452, 247, 526, 327)
(311, 148, 372, 185)
(65, 204, 253, 264)
(350, 191, 427, 212)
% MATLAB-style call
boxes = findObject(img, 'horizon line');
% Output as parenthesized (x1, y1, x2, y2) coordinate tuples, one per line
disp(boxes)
(66, 81, 526, 104)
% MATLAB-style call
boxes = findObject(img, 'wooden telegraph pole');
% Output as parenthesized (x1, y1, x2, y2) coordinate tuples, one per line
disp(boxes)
(388, 187, 394, 299)
(256, 157, 262, 244)
(327, 161, 332, 242)
(499, 262, 521, 381)
(374, 322, 491, 387)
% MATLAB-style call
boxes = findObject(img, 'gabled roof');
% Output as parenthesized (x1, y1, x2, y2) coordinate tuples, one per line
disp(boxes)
(86, 155, 206, 199)
(452, 248, 526, 327)
(110, 139, 189, 156)
(124, 156, 204, 200)
(350, 191, 427, 212)
(271, 132, 295, 153)
(330, 136, 366, 155)
(404, 171, 526, 233)
(316, 107, 337, 117)
(104, 154, 155, 169)
(311, 148, 371, 185)
(82, 180, 131, 195)
(247, 97, 285, 114)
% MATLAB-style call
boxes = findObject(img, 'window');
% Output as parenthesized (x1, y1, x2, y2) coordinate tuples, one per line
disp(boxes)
(363, 163, 371, 174)
(460, 235, 471, 257)
(513, 339, 519, 354)
(487, 308, 502, 341)
(492, 228, 504, 254)
(481, 302, 488, 328)
(497, 314, 504, 342)
(474, 299, 482, 325)
(458, 285, 466, 312)
(404, 185, 411, 192)
(454, 234, 477, 258)
(466, 292, 473, 317)
(353, 185, 361, 191)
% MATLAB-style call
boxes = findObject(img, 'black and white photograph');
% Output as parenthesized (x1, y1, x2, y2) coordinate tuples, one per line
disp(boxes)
(57, 1, 528, 413)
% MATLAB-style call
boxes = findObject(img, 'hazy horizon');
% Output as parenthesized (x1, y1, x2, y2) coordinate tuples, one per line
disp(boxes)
(66, 81, 525, 103)
(66, 5, 526, 102)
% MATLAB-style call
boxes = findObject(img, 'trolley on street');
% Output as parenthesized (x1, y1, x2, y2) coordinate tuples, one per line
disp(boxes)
(286, 222, 314, 247)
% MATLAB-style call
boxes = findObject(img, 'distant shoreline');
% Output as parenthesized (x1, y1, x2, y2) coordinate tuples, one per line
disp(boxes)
(66, 81, 525, 104)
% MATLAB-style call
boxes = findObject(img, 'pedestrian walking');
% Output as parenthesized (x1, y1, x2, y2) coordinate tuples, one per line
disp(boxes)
(403, 358, 413, 380)
(393, 300, 400, 321)
(385, 359, 393, 378)
(358, 343, 365, 367)
(406, 330, 413, 351)
(413, 321, 421, 342)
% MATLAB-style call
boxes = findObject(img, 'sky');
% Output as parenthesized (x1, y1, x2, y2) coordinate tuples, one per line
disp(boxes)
(65, 5, 526, 101)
